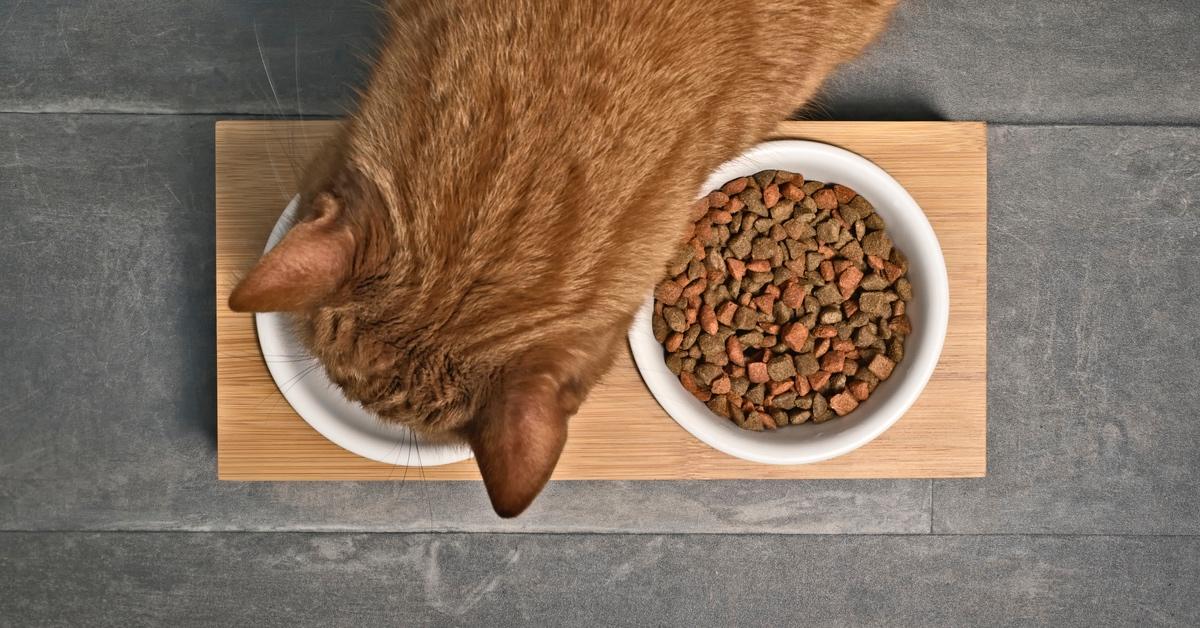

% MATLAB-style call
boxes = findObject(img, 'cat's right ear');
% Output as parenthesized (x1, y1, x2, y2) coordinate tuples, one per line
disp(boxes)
(228, 193, 355, 312)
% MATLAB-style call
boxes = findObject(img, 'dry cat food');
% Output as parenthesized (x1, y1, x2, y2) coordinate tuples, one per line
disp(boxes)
(651, 170, 912, 431)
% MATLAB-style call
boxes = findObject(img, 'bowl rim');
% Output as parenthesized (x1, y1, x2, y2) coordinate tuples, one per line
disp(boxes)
(628, 139, 950, 465)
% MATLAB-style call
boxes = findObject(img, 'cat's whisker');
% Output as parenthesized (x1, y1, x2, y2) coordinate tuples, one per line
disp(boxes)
(413, 437, 434, 529)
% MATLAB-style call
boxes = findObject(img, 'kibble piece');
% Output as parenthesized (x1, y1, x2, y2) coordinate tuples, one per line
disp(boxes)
(808, 370, 832, 391)
(733, 306, 759, 330)
(793, 353, 820, 376)
(664, 307, 688, 333)
(816, 220, 840, 244)
(829, 392, 859, 416)
(748, 362, 770, 384)
(746, 383, 767, 405)
(773, 391, 798, 410)
(812, 188, 838, 211)
(767, 355, 796, 381)
(725, 335, 746, 366)
(858, 291, 894, 317)
(861, 230, 892, 259)
(665, 353, 684, 374)
(867, 354, 896, 380)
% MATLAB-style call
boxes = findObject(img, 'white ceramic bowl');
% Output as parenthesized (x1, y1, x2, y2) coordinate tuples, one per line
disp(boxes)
(254, 196, 473, 467)
(628, 140, 949, 465)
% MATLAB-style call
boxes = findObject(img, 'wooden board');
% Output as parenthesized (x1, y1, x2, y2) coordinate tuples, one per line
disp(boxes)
(217, 120, 987, 480)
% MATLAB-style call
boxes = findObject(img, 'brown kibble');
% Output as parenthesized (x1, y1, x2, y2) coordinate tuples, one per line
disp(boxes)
(663, 307, 688, 332)
(710, 375, 732, 395)
(858, 291, 894, 317)
(812, 188, 838, 210)
(767, 355, 796, 381)
(762, 184, 781, 208)
(733, 305, 759, 329)
(889, 315, 912, 335)
(829, 392, 859, 416)
(867, 354, 896, 380)
(748, 362, 770, 384)
(814, 338, 830, 357)
(861, 230, 893, 259)
(893, 300, 906, 317)
(699, 305, 718, 335)
(726, 335, 746, 366)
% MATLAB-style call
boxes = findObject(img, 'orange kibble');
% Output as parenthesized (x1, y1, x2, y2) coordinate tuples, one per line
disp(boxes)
(748, 362, 770, 384)
(708, 191, 730, 208)
(781, 323, 809, 351)
(699, 305, 718, 335)
(812, 188, 838, 210)
(762, 183, 782, 208)
(726, 335, 745, 366)
(726, 258, 746, 280)
(819, 260, 835, 282)
(716, 301, 738, 326)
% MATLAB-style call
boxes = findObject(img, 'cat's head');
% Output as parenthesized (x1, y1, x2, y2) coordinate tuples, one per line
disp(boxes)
(228, 131, 634, 518)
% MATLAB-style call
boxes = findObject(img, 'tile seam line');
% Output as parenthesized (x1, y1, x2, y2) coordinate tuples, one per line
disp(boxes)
(2, 110, 1200, 129)
(1, 530, 1198, 538)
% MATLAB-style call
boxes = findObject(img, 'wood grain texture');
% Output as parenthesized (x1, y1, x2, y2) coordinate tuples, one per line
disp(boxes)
(216, 120, 987, 480)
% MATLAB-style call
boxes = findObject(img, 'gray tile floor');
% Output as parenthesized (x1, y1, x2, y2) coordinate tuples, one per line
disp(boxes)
(1, 1, 1197, 625)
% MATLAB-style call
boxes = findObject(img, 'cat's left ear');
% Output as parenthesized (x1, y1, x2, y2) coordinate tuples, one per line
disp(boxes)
(469, 373, 576, 518)
(228, 193, 355, 312)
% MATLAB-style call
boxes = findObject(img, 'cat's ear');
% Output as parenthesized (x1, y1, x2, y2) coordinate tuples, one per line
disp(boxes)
(469, 374, 572, 518)
(228, 193, 355, 312)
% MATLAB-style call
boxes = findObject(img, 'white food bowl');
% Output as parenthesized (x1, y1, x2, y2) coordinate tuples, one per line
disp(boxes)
(254, 196, 473, 467)
(628, 140, 949, 465)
